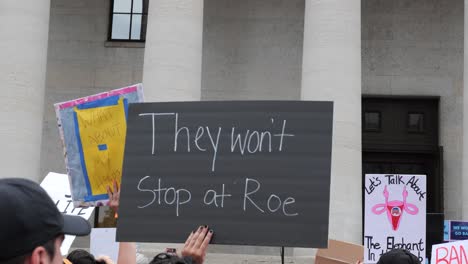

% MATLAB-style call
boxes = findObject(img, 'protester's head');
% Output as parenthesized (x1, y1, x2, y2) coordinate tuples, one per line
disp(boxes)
(377, 249, 421, 264)
(67, 250, 108, 264)
(149, 253, 191, 264)
(67, 250, 95, 264)
(0, 178, 91, 264)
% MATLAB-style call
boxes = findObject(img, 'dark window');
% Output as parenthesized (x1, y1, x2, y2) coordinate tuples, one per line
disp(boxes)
(407, 112, 424, 133)
(364, 111, 381, 132)
(109, 0, 148, 41)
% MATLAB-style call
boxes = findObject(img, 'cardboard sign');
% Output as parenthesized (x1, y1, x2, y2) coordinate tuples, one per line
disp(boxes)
(40, 172, 94, 255)
(117, 101, 333, 248)
(54, 84, 144, 207)
(90, 228, 119, 263)
(431, 240, 468, 264)
(316, 240, 364, 264)
(364, 174, 426, 263)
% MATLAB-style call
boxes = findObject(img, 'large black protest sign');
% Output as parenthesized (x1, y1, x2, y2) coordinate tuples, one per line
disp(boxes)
(117, 101, 333, 248)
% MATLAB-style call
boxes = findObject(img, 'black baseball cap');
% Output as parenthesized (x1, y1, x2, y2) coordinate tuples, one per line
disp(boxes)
(0, 178, 91, 261)
(377, 249, 421, 264)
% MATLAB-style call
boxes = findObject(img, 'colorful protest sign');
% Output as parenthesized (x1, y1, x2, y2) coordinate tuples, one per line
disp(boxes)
(364, 174, 426, 263)
(40, 172, 94, 255)
(431, 240, 468, 264)
(55, 84, 144, 207)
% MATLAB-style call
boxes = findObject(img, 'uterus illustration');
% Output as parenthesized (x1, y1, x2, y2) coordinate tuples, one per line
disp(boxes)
(371, 185, 419, 231)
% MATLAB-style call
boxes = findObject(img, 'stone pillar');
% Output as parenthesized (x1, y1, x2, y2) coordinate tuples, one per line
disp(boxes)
(139, 0, 204, 253)
(0, 1, 50, 180)
(142, 0, 204, 101)
(463, 0, 468, 220)
(300, 0, 362, 243)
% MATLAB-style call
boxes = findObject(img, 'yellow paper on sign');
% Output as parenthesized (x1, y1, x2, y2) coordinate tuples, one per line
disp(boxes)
(74, 97, 127, 196)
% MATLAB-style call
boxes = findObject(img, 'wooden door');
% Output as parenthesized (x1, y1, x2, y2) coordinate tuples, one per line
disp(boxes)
(362, 97, 443, 259)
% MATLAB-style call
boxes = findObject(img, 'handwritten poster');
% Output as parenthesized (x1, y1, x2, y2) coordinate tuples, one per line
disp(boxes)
(117, 101, 333, 248)
(40, 172, 94, 255)
(364, 174, 426, 263)
(55, 84, 144, 206)
(74, 97, 127, 199)
(431, 240, 468, 264)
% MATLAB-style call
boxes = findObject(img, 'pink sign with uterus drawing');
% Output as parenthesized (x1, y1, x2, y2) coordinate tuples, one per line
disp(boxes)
(364, 174, 426, 264)
(371, 185, 419, 231)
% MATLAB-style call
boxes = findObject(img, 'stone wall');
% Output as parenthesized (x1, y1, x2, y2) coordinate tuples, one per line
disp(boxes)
(40, 0, 144, 177)
(362, 0, 464, 219)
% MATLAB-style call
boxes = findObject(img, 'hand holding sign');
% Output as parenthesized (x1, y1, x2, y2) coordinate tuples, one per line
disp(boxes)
(107, 180, 120, 214)
(181, 226, 213, 264)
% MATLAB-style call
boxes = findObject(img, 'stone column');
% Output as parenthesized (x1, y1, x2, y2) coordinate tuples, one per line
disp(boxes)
(463, 0, 468, 220)
(0, 1, 51, 180)
(142, 0, 204, 101)
(139, 0, 204, 253)
(300, 0, 362, 244)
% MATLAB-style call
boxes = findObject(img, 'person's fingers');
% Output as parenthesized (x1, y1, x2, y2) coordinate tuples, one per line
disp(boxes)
(113, 180, 119, 194)
(194, 225, 208, 248)
(189, 226, 203, 248)
(184, 231, 194, 247)
(200, 229, 213, 252)
(106, 185, 113, 197)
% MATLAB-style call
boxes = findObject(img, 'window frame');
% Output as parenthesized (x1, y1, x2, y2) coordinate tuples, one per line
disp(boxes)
(108, 0, 148, 42)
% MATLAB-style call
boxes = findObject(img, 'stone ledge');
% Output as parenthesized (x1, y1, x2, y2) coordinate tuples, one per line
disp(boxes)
(104, 41, 145, 48)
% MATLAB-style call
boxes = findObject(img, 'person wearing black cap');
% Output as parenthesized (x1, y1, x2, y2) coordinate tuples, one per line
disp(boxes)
(377, 249, 421, 264)
(0, 178, 91, 264)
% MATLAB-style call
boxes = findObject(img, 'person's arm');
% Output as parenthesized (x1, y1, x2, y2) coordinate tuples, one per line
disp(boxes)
(180, 226, 213, 264)
(117, 242, 136, 264)
(107, 181, 137, 264)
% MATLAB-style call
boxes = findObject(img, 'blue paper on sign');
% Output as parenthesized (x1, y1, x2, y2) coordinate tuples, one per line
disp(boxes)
(444, 220, 450, 241)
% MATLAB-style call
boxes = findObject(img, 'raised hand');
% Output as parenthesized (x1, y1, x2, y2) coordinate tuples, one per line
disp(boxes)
(106, 180, 120, 213)
(181, 226, 213, 264)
